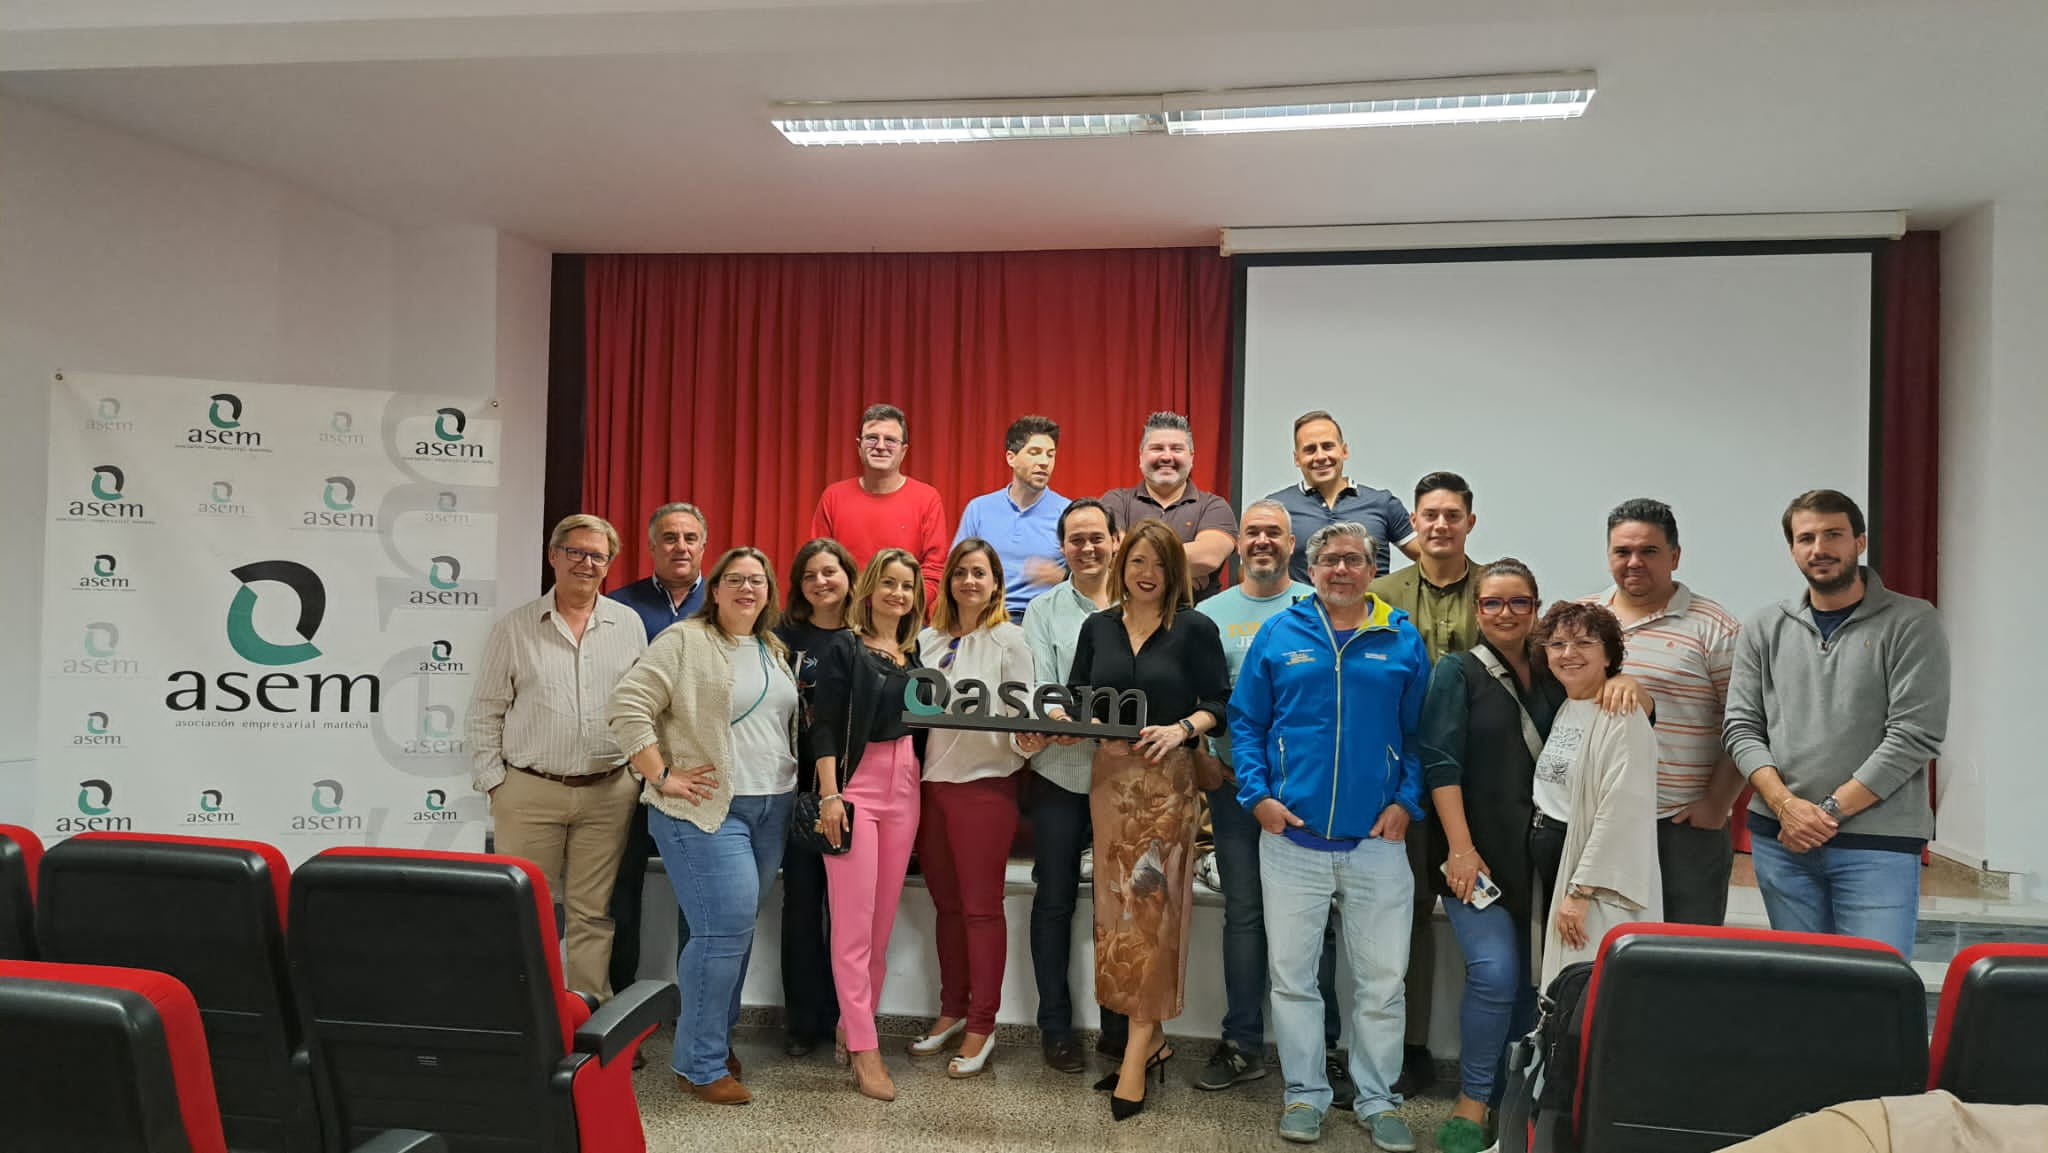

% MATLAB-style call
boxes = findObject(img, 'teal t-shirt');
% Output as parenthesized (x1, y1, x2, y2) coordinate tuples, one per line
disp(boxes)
(1194, 580, 1313, 767)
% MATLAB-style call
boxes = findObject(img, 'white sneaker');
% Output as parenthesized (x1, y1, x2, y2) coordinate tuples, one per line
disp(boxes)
(1079, 847, 1093, 881)
(1195, 850, 1222, 893)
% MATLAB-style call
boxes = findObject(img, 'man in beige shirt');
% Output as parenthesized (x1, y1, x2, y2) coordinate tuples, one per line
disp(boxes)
(467, 513, 648, 998)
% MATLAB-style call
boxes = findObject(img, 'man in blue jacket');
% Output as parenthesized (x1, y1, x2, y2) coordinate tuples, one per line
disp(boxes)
(1232, 521, 1429, 1151)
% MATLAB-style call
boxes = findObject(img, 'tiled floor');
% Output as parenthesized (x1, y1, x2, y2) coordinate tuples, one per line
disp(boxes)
(636, 1026, 1460, 1153)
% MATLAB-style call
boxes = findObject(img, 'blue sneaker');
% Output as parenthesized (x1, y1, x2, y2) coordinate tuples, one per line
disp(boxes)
(1278, 1102, 1323, 1144)
(1365, 1111, 1415, 1152)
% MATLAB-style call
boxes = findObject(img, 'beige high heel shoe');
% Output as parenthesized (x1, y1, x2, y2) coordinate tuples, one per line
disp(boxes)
(848, 1050, 897, 1101)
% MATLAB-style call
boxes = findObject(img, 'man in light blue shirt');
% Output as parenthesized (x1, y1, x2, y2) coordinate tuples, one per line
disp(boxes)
(955, 414, 1070, 622)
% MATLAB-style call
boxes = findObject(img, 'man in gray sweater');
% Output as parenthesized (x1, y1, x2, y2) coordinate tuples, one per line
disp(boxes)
(1723, 490, 1949, 957)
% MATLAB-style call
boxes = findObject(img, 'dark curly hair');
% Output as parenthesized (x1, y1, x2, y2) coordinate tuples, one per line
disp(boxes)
(1531, 601, 1625, 679)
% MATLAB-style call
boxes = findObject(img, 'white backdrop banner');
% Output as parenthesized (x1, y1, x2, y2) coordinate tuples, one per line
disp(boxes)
(36, 373, 500, 863)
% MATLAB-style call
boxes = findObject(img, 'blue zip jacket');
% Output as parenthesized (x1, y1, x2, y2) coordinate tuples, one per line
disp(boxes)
(1230, 594, 1429, 837)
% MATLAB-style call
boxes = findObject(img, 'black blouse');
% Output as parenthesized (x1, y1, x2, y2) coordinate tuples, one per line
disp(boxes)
(1068, 605, 1230, 736)
(803, 635, 925, 784)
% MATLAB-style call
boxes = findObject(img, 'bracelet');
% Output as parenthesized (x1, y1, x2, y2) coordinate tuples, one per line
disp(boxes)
(1449, 848, 1476, 859)
(820, 792, 842, 802)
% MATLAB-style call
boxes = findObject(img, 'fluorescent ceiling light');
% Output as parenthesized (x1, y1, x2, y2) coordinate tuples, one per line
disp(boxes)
(773, 97, 1164, 146)
(771, 73, 1594, 145)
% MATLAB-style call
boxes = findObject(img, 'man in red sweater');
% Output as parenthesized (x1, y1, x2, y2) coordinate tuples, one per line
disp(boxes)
(810, 402, 948, 606)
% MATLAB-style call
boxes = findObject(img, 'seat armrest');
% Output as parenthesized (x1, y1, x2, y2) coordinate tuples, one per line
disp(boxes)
(572, 979, 680, 1065)
(350, 1131, 446, 1153)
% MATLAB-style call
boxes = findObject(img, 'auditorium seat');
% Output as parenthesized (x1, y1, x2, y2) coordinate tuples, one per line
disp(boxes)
(1570, 923, 1928, 1153)
(0, 960, 443, 1153)
(289, 848, 677, 1153)
(36, 832, 321, 1153)
(0, 823, 41, 960)
(1929, 942, 2048, 1105)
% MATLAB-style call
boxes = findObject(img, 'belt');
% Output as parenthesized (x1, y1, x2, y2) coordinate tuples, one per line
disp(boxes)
(508, 763, 625, 788)
(1531, 811, 1568, 830)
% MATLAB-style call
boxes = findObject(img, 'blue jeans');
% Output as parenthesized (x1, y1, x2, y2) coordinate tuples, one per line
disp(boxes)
(1750, 832, 1920, 957)
(1261, 832, 1413, 1117)
(1027, 779, 1092, 1039)
(1209, 783, 1343, 1051)
(1442, 894, 1537, 1104)
(648, 794, 793, 1084)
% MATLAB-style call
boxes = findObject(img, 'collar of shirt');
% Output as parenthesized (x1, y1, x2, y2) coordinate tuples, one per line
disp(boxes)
(1002, 485, 1062, 515)
(650, 575, 701, 615)
(1133, 483, 1201, 511)
(1419, 562, 1473, 594)
(538, 591, 628, 643)
(1297, 477, 1361, 507)
(1595, 581, 1696, 630)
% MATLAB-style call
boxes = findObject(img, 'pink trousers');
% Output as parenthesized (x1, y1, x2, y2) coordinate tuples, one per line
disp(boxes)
(822, 735, 921, 1051)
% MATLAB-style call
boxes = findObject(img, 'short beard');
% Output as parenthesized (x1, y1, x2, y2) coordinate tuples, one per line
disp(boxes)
(1317, 587, 1365, 608)
(1805, 565, 1858, 596)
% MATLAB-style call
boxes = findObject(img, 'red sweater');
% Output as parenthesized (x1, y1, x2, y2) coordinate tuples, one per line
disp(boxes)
(810, 476, 948, 608)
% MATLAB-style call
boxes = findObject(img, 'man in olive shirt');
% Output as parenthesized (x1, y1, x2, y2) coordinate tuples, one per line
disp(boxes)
(1365, 470, 1482, 1095)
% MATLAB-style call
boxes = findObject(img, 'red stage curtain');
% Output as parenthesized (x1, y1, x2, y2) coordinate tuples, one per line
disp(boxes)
(1878, 231, 1940, 603)
(582, 249, 1233, 591)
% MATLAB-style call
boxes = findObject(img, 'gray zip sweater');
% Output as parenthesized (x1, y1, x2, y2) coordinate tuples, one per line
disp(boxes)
(1723, 568, 1949, 842)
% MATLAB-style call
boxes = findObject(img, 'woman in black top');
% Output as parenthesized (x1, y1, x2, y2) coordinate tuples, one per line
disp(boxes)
(1417, 558, 1561, 1153)
(772, 538, 859, 1058)
(1068, 519, 1229, 1120)
(805, 547, 926, 1102)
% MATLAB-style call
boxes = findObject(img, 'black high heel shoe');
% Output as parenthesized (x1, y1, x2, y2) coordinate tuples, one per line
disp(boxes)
(1094, 1041, 1174, 1091)
(1106, 1043, 1172, 1120)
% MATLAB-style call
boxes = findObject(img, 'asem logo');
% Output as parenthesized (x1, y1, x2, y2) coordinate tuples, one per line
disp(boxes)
(438, 491, 458, 512)
(187, 787, 238, 826)
(69, 464, 146, 519)
(411, 555, 478, 606)
(320, 410, 367, 447)
(86, 397, 134, 433)
(305, 476, 375, 529)
(415, 407, 483, 459)
(406, 705, 465, 755)
(414, 787, 458, 824)
(189, 393, 262, 448)
(168, 561, 381, 715)
(225, 560, 325, 666)
(419, 639, 465, 674)
(65, 622, 139, 676)
(75, 710, 122, 747)
(424, 490, 478, 527)
(58, 778, 131, 833)
(78, 553, 131, 591)
(295, 778, 362, 833)
(198, 480, 247, 517)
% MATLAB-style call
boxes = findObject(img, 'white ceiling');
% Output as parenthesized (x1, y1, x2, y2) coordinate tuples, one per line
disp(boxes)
(2, 0, 2044, 252)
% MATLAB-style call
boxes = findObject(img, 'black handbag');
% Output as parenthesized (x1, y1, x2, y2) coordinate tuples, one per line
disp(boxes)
(788, 791, 852, 856)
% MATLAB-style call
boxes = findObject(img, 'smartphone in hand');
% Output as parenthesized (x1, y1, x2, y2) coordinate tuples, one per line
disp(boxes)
(1440, 862, 1503, 911)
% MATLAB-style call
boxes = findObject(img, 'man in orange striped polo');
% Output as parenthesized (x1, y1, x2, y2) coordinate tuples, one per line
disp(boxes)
(1578, 499, 1744, 926)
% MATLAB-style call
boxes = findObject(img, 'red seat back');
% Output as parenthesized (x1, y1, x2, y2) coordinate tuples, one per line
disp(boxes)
(0, 824, 43, 960)
(1930, 942, 2048, 1104)
(0, 959, 228, 1153)
(1574, 922, 1927, 1152)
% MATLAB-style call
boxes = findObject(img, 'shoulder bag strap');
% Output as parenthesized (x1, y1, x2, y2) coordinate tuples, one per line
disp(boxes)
(1470, 646, 1545, 763)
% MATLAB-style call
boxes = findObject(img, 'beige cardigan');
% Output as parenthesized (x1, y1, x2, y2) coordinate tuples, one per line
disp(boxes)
(1537, 698, 1663, 986)
(605, 618, 798, 834)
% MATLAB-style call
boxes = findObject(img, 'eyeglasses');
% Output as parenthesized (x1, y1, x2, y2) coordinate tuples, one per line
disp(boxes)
(1311, 553, 1372, 571)
(1541, 638, 1604, 654)
(719, 574, 769, 590)
(1478, 596, 1539, 616)
(554, 546, 611, 566)
(939, 635, 962, 671)
(858, 434, 903, 448)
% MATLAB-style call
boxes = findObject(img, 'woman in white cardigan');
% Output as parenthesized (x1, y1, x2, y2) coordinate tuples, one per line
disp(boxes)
(906, 538, 1038, 1078)
(1529, 600, 1663, 985)
(607, 546, 800, 1106)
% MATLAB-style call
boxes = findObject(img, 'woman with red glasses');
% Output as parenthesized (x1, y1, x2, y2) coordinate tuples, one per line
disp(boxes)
(906, 537, 1036, 1078)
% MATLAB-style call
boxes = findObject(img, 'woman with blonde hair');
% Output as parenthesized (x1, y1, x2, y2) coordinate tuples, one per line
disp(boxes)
(1067, 519, 1230, 1120)
(807, 547, 928, 1100)
(906, 538, 1037, 1077)
(607, 546, 799, 1106)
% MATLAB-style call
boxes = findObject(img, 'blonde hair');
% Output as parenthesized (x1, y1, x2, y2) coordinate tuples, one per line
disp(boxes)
(1109, 519, 1192, 631)
(548, 513, 621, 560)
(848, 548, 925, 652)
(695, 547, 786, 657)
(930, 539, 1010, 634)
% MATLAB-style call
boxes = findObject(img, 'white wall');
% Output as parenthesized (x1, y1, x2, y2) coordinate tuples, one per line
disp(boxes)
(1938, 201, 2048, 895)
(0, 93, 550, 823)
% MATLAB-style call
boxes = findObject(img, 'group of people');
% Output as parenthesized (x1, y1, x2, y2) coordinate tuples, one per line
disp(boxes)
(466, 403, 1950, 1151)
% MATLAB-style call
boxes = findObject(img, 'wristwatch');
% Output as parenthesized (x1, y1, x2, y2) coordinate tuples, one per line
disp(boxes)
(1817, 795, 1843, 819)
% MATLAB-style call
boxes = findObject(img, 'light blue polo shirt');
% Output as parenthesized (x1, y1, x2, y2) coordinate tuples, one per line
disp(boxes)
(955, 486, 1071, 619)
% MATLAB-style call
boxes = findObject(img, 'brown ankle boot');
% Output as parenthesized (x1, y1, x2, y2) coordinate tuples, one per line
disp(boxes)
(680, 1074, 751, 1105)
